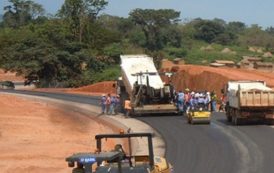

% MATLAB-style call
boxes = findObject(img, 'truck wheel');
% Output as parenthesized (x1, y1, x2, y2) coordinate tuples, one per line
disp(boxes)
(266, 119, 274, 125)
(232, 110, 241, 125)
(232, 116, 237, 125)
(226, 107, 232, 122)
(227, 114, 232, 122)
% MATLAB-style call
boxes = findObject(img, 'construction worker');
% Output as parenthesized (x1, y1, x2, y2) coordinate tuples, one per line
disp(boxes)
(124, 99, 131, 118)
(106, 93, 111, 114)
(184, 88, 191, 113)
(210, 91, 217, 112)
(205, 91, 211, 110)
(176, 90, 185, 114)
(219, 93, 226, 112)
(114, 95, 120, 114)
(197, 93, 207, 109)
(190, 93, 199, 109)
(109, 95, 116, 115)
(100, 94, 106, 114)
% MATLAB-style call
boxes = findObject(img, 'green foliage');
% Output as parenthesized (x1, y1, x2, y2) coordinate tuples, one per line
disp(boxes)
(129, 8, 181, 51)
(103, 43, 123, 63)
(163, 47, 187, 59)
(92, 65, 120, 82)
(58, 0, 108, 42)
(3, 0, 45, 28)
(1, 2, 274, 88)
(185, 48, 240, 65)
(193, 20, 225, 43)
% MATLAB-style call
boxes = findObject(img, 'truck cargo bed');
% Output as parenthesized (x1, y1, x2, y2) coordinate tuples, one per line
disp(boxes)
(240, 90, 274, 107)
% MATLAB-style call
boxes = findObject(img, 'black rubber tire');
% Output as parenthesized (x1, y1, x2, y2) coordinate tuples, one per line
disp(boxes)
(232, 109, 241, 126)
(226, 107, 232, 122)
(72, 168, 85, 173)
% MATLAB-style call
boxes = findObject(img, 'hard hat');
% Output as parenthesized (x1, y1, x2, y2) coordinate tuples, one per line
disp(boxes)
(195, 93, 199, 98)
(207, 92, 210, 95)
(185, 88, 190, 91)
(191, 91, 195, 95)
(199, 93, 204, 97)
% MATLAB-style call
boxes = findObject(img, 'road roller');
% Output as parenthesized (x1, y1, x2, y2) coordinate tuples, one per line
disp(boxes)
(187, 103, 211, 124)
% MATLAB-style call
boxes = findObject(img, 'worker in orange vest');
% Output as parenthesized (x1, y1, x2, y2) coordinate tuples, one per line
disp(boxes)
(124, 100, 131, 118)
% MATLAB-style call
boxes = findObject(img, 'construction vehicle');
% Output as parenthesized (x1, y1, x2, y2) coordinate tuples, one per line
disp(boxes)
(0, 80, 15, 89)
(223, 80, 274, 125)
(117, 55, 177, 115)
(66, 132, 173, 173)
(187, 93, 211, 124)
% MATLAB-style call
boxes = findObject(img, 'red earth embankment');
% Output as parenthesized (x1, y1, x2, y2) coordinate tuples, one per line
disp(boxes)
(66, 81, 116, 96)
(33, 81, 117, 96)
(0, 69, 24, 81)
(162, 64, 274, 97)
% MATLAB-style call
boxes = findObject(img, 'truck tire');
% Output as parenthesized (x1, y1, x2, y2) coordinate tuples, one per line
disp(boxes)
(226, 107, 232, 122)
(232, 109, 241, 125)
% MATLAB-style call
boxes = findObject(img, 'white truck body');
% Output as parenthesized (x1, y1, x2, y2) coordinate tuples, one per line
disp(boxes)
(225, 80, 274, 125)
(227, 81, 274, 108)
(120, 55, 164, 92)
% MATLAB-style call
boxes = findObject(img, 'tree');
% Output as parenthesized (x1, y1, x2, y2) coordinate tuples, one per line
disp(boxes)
(266, 27, 274, 35)
(58, 0, 108, 42)
(129, 9, 181, 51)
(239, 24, 272, 47)
(227, 21, 246, 34)
(3, 0, 45, 28)
(193, 20, 225, 43)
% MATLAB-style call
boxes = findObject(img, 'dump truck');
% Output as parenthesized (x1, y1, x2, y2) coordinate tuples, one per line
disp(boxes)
(117, 55, 177, 115)
(66, 132, 173, 173)
(224, 80, 274, 125)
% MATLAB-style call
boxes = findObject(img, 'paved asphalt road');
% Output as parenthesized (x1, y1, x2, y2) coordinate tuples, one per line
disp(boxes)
(1, 90, 274, 173)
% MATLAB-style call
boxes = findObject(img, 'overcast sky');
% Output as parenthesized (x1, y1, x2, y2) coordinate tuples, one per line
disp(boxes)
(1, 0, 274, 28)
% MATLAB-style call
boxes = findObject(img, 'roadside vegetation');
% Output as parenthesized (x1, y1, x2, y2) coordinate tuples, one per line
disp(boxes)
(0, 0, 274, 87)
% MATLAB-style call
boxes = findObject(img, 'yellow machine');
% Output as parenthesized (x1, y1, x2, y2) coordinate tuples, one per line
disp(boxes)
(187, 103, 211, 124)
(66, 132, 173, 173)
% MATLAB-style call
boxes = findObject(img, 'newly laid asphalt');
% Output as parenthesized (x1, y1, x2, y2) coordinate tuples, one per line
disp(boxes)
(1, 90, 274, 173)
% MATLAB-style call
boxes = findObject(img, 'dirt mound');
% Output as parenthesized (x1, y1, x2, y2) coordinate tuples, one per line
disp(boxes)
(0, 69, 24, 81)
(161, 59, 175, 68)
(163, 65, 274, 98)
(71, 81, 116, 95)
(263, 52, 273, 58)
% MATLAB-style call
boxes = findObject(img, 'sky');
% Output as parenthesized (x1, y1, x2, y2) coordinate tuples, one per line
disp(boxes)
(1, 0, 274, 28)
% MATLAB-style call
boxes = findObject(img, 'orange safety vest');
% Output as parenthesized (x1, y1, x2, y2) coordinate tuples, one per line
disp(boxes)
(124, 100, 131, 110)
